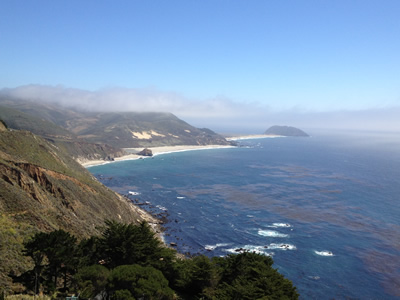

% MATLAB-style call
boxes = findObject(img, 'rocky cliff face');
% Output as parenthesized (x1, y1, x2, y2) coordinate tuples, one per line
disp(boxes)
(0, 130, 154, 237)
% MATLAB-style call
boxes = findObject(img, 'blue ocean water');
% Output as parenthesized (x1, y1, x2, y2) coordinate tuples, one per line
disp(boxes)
(89, 131, 400, 299)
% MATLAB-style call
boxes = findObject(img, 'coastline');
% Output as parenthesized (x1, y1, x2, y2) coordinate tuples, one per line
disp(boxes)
(81, 144, 236, 168)
(226, 134, 283, 141)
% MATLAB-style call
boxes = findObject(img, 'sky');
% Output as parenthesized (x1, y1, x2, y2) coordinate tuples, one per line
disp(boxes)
(1, 1, 400, 132)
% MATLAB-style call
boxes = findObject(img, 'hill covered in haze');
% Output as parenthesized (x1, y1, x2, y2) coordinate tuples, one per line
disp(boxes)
(0, 97, 232, 149)
(265, 125, 309, 137)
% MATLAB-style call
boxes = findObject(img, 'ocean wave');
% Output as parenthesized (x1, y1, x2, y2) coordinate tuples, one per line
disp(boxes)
(314, 250, 334, 256)
(128, 191, 140, 195)
(223, 245, 274, 256)
(177, 196, 185, 199)
(267, 222, 292, 228)
(204, 243, 231, 251)
(267, 243, 296, 250)
(156, 205, 167, 211)
(258, 229, 289, 237)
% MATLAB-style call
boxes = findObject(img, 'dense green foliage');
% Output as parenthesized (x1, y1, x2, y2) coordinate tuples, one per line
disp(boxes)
(16, 220, 298, 299)
(0, 215, 34, 291)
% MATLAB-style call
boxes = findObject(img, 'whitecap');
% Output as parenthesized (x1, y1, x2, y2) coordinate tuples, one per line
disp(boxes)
(223, 245, 274, 256)
(155, 205, 167, 211)
(128, 191, 140, 196)
(273, 223, 291, 227)
(177, 196, 185, 199)
(258, 230, 288, 238)
(267, 243, 296, 250)
(205, 245, 217, 251)
(314, 250, 334, 256)
(267, 223, 291, 228)
(204, 243, 231, 251)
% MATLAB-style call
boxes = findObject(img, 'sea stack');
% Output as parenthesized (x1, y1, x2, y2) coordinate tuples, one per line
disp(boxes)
(137, 148, 153, 156)
(264, 125, 309, 137)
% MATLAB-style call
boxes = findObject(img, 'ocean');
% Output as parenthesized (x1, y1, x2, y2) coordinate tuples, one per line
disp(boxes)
(88, 130, 400, 299)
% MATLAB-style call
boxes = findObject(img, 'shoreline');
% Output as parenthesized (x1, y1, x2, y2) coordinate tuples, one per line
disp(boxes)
(81, 144, 236, 168)
(81, 135, 284, 168)
(226, 134, 283, 141)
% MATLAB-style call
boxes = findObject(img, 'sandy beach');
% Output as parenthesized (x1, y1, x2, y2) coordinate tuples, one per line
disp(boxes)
(226, 134, 283, 141)
(81, 144, 235, 168)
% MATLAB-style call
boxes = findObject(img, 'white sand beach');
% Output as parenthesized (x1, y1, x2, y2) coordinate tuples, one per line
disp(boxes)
(226, 134, 283, 141)
(81, 144, 235, 168)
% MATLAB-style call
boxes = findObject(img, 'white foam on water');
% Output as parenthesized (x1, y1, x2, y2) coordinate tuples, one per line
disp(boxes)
(128, 191, 140, 195)
(223, 245, 274, 256)
(205, 245, 217, 251)
(258, 229, 289, 238)
(156, 205, 167, 211)
(267, 223, 291, 228)
(314, 250, 334, 256)
(267, 243, 296, 250)
(177, 196, 185, 199)
(205, 243, 232, 251)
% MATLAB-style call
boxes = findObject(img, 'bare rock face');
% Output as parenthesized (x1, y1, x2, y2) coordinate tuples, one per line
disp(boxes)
(0, 120, 7, 132)
(137, 148, 153, 156)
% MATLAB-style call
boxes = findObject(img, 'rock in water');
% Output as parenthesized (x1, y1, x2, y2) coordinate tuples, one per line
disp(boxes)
(137, 148, 153, 156)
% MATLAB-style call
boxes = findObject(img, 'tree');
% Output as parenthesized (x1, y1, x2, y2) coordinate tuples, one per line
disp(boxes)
(23, 232, 48, 294)
(77, 236, 103, 267)
(108, 264, 174, 300)
(174, 255, 217, 298)
(99, 220, 175, 274)
(74, 265, 109, 299)
(213, 252, 299, 299)
(23, 229, 78, 293)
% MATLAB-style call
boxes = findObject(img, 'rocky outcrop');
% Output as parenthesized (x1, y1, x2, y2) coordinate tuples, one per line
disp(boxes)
(0, 120, 7, 131)
(137, 148, 153, 156)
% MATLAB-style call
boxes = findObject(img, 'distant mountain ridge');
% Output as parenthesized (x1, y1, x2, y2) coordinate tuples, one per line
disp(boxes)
(0, 98, 232, 149)
(265, 125, 309, 137)
(0, 105, 126, 163)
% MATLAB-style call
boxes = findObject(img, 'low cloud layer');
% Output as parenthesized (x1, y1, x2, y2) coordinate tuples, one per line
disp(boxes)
(1, 84, 399, 134)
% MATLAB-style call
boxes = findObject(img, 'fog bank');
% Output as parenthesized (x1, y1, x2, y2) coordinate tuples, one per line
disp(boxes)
(1, 85, 399, 134)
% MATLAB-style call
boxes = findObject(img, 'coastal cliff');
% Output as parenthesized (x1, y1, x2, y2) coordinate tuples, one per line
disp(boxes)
(0, 127, 158, 289)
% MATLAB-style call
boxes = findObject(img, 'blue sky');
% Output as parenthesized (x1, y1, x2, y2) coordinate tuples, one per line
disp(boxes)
(1, 1, 400, 131)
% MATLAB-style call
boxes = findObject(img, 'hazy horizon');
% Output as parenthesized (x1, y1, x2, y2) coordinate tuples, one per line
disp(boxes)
(1, 84, 399, 134)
